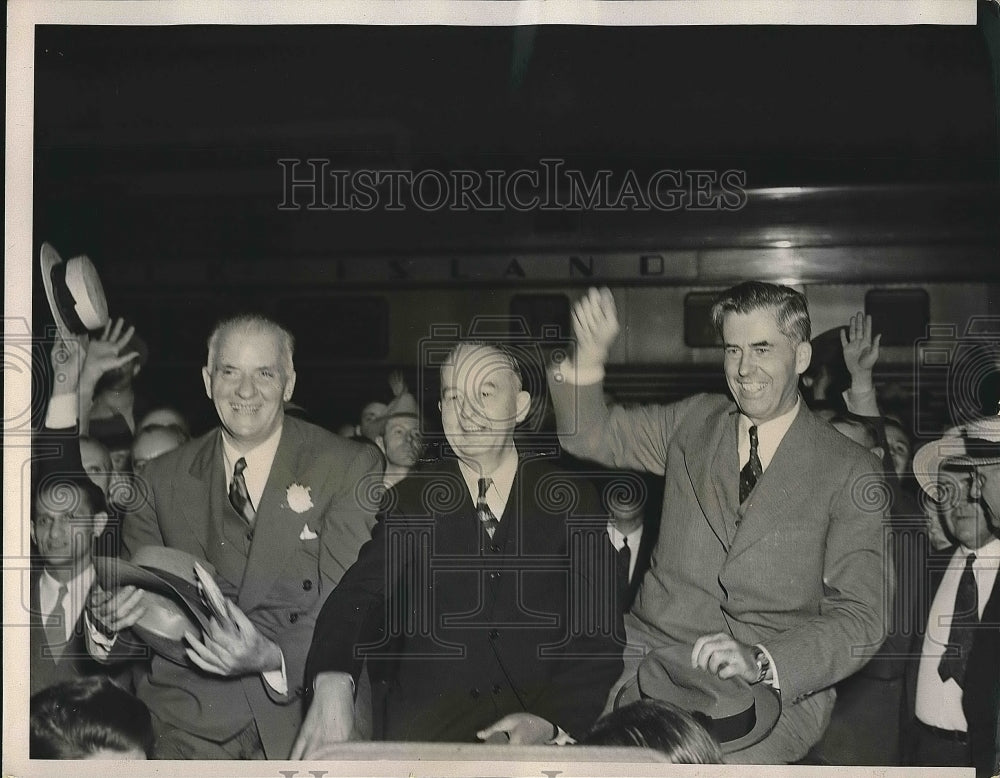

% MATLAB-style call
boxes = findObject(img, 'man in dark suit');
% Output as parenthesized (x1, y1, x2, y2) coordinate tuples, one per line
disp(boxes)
(85, 314, 381, 759)
(292, 341, 623, 755)
(903, 417, 1000, 777)
(547, 284, 889, 764)
(604, 470, 660, 614)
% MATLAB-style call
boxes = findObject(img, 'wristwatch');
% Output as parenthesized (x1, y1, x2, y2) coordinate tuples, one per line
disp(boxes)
(751, 646, 770, 685)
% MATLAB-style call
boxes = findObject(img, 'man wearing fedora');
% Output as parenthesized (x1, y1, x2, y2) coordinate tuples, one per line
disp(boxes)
(547, 284, 889, 763)
(84, 313, 382, 759)
(375, 390, 423, 489)
(903, 416, 1000, 776)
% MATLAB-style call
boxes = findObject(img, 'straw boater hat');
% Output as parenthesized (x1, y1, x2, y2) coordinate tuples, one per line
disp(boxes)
(614, 644, 781, 754)
(912, 415, 1000, 498)
(39, 242, 109, 338)
(94, 547, 215, 666)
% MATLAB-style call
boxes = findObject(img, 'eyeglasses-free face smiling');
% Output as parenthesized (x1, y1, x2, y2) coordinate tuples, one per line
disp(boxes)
(722, 307, 811, 426)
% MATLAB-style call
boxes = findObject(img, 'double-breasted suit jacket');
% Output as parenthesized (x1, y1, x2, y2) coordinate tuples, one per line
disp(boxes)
(306, 454, 625, 742)
(549, 382, 890, 753)
(119, 415, 381, 758)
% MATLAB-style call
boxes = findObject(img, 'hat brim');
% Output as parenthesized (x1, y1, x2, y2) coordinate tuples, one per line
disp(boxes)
(40, 243, 75, 340)
(614, 672, 781, 755)
(94, 556, 214, 666)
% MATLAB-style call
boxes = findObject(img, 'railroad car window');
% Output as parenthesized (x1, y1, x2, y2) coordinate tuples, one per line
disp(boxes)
(684, 291, 725, 348)
(509, 294, 571, 342)
(275, 296, 388, 362)
(864, 288, 930, 347)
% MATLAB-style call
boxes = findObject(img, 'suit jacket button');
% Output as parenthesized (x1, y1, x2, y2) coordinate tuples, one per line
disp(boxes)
(302, 579, 313, 591)
(289, 613, 299, 624)
(492, 684, 503, 695)
(295, 686, 305, 696)
(246, 530, 254, 541)
(470, 688, 480, 699)
(489, 629, 499, 640)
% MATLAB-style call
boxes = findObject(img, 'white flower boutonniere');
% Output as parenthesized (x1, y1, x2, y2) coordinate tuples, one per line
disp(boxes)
(286, 483, 314, 513)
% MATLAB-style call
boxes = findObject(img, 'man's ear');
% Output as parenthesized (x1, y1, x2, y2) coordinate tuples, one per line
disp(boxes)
(515, 391, 531, 424)
(871, 445, 886, 462)
(201, 366, 213, 399)
(375, 436, 386, 454)
(283, 371, 297, 402)
(91, 511, 109, 538)
(794, 341, 812, 376)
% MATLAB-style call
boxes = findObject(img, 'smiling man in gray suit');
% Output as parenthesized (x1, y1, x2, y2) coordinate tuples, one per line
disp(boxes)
(86, 314, 381, 759)
(548, 283, 889, 764)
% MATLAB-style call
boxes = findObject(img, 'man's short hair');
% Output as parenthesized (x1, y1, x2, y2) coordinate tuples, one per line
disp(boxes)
(829, 413, 880, 450)
(30, 677, 154, 758)
(205, 314, 295, 375)
(33, 473, 109, 519)
(710, 281, 811, 344)
(443, 341, 525, 392)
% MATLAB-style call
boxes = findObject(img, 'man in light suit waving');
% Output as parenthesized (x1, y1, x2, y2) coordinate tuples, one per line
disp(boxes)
(548, 283, 889, 763)
(85, 314, 381, 759)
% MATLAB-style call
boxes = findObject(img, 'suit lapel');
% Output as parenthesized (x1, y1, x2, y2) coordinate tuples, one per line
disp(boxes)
(683, 410, 737, 549)
(238, 424, 304, 610)
(727, 404, 815, 560)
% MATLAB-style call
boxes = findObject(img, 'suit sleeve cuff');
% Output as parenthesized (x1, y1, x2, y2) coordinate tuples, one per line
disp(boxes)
(552, 359, 605, 386)
(842, 386, 878, 418)
(755, 643, 780, 691)
(262, 650, 288, 695)
(45, 393, 79, 429)
(84, 610, 117, 658)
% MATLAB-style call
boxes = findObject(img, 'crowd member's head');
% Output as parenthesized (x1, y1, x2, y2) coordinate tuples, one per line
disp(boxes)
(582, 699, 723, 764)
(358, 401, 388, 442)
(130, 424, 188, 475)
(376, 392, 423, 485)
(710, 282, 812, 426)
(78, 436, 112, 498)
(203, 314, 296, 454)
(829, 414, 885, 462)
(606, 481, 645, 536)
(30, 677, 153, 759)
(439, 342, 530, 470)
(913, 417, 1000, 551)
(137, 407, 190, 438)
(799, 326, 850, 411)
(31, 476, 109, 578)
(884, 416, 914, 480)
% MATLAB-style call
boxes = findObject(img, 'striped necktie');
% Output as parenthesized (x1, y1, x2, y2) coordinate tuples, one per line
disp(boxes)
(477, 477, 499, 539)
(229, 457, 256, 524)
(739, 425, 763, 503)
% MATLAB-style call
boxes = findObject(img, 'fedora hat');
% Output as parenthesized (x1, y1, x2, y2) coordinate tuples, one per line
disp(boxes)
(615, 644, 780, 754)
(39, 242, 109, 338)
(913, 415, 1000, 498)
(94, 546, 214, 666)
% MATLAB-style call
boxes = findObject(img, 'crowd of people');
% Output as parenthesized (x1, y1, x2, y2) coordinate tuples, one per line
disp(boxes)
(26, 271, 1000, 774)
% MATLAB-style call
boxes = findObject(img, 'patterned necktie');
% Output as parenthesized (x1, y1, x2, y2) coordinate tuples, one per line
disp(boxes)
(938, 553, 978, 688)
(739, 425, 763, 503)
(45, 583, 68, 653)
(477, 477, 499, 539)
(617, 536, 632, 607)
(229, 457, 256, 525)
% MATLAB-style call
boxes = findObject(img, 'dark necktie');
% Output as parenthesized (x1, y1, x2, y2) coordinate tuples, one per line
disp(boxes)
(938, 553, 978, 688)
(45, 583, 68, 653)
(477, 477, 499, 539)
(617, 536, 632, 606)
(739, 425, 763, 503)
(229, 457, 256, 525)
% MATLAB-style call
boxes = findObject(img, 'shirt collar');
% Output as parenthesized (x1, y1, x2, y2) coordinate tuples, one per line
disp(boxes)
(961, 535, 1000, 560)
(457, 445, 519, 519)
(738, 397, 801, 471)
(41, 564, 95, 594)
(220, 423, 284, 506)
(607, 522, 643, 550)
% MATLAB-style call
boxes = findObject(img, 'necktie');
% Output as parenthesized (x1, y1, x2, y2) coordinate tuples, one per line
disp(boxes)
(229, 457, 256, 525)
(45, 583, 68, 652)
(938, 553, 978, 688)
(739, 425, 763, 503)
(617, 536, 632, 607)
(477, 477, 499, 539)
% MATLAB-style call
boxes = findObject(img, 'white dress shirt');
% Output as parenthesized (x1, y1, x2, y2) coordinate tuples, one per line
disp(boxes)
(737, 400, 800, 472)
(607, 524, 644, 583)
(39, 565, 95, 641)
(916, 536, 1000, 732)
(220, 426, 283, 511)
(456, 445, 520, 521)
